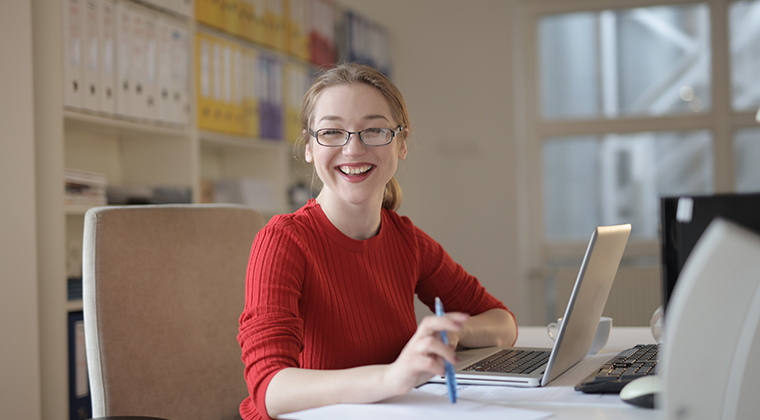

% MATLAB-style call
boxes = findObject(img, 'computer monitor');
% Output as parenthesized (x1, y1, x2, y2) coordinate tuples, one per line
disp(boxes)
(660, 192, 760, 313)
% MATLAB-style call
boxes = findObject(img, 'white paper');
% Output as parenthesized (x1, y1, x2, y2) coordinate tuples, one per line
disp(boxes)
(280, 388, 552, 420)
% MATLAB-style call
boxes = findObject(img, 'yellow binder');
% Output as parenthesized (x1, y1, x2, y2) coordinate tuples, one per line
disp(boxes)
(224, 0, 240, 36)
(238, 0, 254, 42)
(219, 38, 234, 133)
(243, 47, 260, 138)
(265, 0, 286, 51)
(195, 0, 211, 27)
(231, 43, 245, 135)
(251, 0, 266, 46)
(197, 0, 224, 30)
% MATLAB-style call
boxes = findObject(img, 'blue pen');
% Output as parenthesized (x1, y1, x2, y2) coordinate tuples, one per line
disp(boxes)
(434, 297, 458, 403)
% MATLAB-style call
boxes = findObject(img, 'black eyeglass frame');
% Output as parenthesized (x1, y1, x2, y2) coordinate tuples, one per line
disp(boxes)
(308, 126, 404, 147)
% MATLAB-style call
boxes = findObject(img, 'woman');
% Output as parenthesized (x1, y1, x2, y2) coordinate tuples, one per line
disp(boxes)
(238, 63, 517, 420)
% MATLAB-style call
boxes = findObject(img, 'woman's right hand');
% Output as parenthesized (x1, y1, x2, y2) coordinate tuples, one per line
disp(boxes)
(382, 312, 469, 395)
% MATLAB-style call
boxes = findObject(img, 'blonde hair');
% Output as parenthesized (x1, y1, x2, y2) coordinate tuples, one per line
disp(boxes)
(296, 63, 410, 211)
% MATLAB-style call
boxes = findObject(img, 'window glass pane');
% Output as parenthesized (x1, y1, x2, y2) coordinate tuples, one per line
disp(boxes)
(543, 131, 714, 240)
(543, 136, 601, 238)
(539, 13, 599, 119)
(735, 128, 760, 192)
(729, 0, 760, 112)
(539, 4, 711, 120)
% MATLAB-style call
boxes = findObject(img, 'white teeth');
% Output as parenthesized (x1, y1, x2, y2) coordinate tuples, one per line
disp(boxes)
(339, 165, 372, 175)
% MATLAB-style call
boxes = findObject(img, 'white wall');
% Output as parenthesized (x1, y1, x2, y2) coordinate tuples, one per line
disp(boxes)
(0, 1, 42, 418)
(335, 1, 527, 321)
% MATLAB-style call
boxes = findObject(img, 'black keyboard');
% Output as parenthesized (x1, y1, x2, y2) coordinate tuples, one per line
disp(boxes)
(463, 349, 551, 374)
(575, 344, 661, 393)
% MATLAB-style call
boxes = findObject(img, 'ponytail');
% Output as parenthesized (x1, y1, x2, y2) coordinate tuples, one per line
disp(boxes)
(383, 177, 402, 211)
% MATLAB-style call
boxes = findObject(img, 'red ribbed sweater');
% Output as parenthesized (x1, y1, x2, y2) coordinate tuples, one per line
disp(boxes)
(237, 200, 511, 420)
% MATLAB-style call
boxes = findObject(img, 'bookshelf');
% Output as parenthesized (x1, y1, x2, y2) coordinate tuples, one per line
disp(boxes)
(29, 0, 392, 418)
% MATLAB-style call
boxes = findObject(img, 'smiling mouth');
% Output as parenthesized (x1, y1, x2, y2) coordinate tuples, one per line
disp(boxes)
(338, 164, 374, 175)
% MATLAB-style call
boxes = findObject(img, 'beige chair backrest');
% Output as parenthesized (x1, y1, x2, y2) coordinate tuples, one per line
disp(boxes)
(82, 204, 265, 420)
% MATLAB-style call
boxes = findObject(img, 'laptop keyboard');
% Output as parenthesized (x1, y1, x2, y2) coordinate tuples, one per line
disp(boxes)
(575, 343, 661, 393)
(463, 349, 551, 374)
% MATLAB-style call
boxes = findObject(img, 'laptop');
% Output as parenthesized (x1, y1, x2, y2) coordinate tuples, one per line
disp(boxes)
(431, 223, 631, 387)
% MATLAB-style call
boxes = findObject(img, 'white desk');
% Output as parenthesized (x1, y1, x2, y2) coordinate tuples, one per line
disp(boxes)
(440, 326, 661, 419)
(285, 326, 663, 420)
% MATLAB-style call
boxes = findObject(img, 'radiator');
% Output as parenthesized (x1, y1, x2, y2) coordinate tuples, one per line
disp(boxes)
(549, 260, 661, 326)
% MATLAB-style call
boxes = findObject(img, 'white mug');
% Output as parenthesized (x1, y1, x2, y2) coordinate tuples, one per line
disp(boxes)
(650, 305, 664, 342)
(547, 316, 613, 354)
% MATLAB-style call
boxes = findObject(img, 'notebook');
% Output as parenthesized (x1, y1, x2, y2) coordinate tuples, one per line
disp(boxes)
(431, 223, 631, 388)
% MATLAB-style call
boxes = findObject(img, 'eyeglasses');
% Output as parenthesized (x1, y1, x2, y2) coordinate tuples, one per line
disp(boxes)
(309, 126, 404, 147)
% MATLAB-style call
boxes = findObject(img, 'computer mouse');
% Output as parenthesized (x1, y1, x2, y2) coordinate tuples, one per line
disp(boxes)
(619, 376, 662, 409)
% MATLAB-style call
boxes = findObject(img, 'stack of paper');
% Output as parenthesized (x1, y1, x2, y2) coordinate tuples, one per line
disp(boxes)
(64, 169, 107, 208)
(280, 389, 552, 420)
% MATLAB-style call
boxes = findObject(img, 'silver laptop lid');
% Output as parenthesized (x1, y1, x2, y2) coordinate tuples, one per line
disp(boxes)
(541, 223, 631, 386)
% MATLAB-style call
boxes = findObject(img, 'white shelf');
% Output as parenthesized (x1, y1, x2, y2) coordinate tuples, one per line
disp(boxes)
(64, 109, 191, 138)
(64, 204, 104, 216)
(199, 130, 291, 152)
(66, 300, 84, 313)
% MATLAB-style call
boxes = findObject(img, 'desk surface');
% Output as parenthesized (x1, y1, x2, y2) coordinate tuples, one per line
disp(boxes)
(459, 326, 661, 419)
(285, 326, 662, 420)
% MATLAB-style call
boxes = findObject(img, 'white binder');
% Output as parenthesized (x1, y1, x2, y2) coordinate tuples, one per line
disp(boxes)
(63, 0, 85, 109)
(128, 6, 148, 120)
(115, 1, 132, 118)
(170, 22, 190, 125)
(99, 0, 117, 115)
(142, 9, 159, 121)
(154, 16, 188, 125)
(82, 0, 100, 112)
(155, 16, 174, 123)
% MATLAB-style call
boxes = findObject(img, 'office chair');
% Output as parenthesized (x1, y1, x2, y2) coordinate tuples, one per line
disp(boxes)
(82, 204, 265, 420)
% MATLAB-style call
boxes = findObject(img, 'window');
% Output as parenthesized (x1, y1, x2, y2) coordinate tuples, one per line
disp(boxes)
(540, 4, 711, 120)
(517, 0, 760, 324)
(543, 130, 713, 240)
(526, 0, 760, 245)
(729, 1, 760, 112)
(735, 128, 760, 192)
